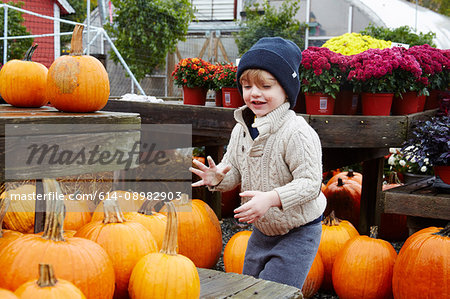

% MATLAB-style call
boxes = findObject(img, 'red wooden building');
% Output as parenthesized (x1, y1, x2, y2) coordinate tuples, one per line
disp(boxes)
(2, 0, 74, 67)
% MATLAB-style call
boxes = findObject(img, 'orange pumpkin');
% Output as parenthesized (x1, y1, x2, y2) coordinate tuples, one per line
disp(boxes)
(63, 193, 92, 231)
(318, 211, 359, 291)
(302, 252, 324, 298)
(223, 230, 252, 274)
(128, 202, 200, 299)
(91, 190, 145, 222)
(123, 199, 167, 249)
(332, 226, 397, 299)
(392, 225, 449, 299)
(0, 288, 18, 299)
(160, 194, 222, 268)
(14, 264, 86, 299)
(399, 226, 441, 251)
(325, 170, 363, 187)
(0, 44, 48, 107)
(324, 178, 361, 227)
(47, 25, 109, 112)
(0, 179, 115, 299)
(2, 184, 36, 233)
(0, 193, 22, 251)
(75, 199, 158, 298)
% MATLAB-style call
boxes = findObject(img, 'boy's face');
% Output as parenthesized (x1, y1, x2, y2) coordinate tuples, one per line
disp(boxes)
(241, 70, 287, 117)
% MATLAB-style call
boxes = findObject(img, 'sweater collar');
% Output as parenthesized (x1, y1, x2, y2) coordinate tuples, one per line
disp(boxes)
(234, 102, 292, 137)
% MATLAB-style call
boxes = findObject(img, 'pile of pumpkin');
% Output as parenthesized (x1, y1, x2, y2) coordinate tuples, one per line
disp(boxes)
(0, 180, 223, 298)
(223, 170, 449, 299)
(0, 24, 109, 112)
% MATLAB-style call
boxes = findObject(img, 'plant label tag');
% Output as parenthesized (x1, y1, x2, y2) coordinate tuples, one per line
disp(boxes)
(224, 92, 231, 105)
(320, 97, 328, 110)
(352, 94, 359, 108)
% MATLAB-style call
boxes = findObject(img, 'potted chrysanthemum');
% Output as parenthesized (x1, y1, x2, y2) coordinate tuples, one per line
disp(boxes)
(347, 47, 407, 115)
(390, 47, 427, 115)
(210, 63, 242, 108)
(172, 57, 214, 105)
(299, 47, 348, 115)
(407, 45, 449, 110)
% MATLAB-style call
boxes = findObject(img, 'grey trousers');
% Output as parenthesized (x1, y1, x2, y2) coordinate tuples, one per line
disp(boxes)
(242, 220, 322, 289)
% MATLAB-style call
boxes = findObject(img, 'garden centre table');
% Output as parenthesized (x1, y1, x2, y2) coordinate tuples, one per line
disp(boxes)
(381, 177, 450, 234)
(0, 104, 141, 232)
(103, 98, 438, 234)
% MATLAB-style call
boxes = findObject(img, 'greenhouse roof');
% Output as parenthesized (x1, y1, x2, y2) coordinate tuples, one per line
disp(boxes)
(350, 0, 450, 49)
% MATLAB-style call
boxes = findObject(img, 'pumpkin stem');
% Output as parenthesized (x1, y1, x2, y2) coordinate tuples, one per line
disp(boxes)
(23, 44, 38, 61)
(323, 211, 340, 226)
(180, 193, 190, 205)
(433, 223, 450, 238)
(369, 226, 379, 239)
(70, 24, 84, 56)
(102, 198, 125, 224)
(0, 193, 11, 238)
(347, 169, 355, 178)
(160, 201, 178, 255)
(41, 179, 66, 242)
(37, 264, 57, 287)
(137, 198, 157, 216)
(337, 178, 344, 187)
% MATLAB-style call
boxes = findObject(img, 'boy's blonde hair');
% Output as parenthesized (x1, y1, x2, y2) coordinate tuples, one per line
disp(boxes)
(239, 69, 277, 86)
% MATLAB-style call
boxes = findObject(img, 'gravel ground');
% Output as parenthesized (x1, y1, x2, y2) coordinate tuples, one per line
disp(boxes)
(214, 217, 405, 299)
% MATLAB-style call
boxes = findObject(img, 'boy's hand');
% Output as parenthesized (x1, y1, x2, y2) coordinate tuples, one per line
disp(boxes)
(234, 190, 281, 223)
(190, 156, 231, 187)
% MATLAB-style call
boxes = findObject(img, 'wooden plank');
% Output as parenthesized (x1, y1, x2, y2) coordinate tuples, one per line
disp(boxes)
(308, 114, 407, 148)
(381, 179, 450, 220)
(198, 268, 303, 299)
(103, 99, 436, 149)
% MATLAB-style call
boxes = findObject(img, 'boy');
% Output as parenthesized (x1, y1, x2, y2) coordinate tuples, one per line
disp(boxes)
(190, 37, 326, 288)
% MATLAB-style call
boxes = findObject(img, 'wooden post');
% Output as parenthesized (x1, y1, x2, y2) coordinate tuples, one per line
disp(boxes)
(167, 52, 175, 97)
(359, 157, 384, 235)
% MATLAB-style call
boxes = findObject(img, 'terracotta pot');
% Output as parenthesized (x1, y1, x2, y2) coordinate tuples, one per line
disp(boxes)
(361, 92, 394, 116)
(215, 90, 222, 107)
(335, 90, 358, 115)
(222, 87, 244, 108)
(392, 92, 420, 115)
(183, 86, 207, 106)
(417, 94, 426, 112)
(434, 166, 450, 185)
(305, 92, 335, 115)
(424, 90, 442, 110)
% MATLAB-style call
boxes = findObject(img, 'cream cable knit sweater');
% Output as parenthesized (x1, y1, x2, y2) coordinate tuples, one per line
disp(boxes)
(210, 102, 327, 236)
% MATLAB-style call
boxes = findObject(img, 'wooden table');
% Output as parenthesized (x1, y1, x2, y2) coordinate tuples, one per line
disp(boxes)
(198, 268, 302, 298)
(381, 177, 450, 234)
(103, 99, 437, 234)
(0, 104, 141, 232)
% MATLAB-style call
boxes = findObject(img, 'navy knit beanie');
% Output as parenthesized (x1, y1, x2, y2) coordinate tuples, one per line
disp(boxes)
(237, 37, 302, 109)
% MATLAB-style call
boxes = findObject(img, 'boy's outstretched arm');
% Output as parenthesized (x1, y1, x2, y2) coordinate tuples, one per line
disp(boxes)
(190, 156, 231, 187)
(234, 190, 281, 224)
